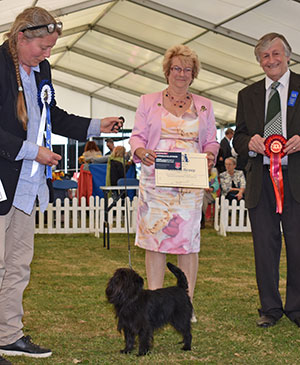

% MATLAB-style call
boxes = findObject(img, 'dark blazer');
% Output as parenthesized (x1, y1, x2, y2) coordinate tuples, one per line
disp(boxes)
(0, 41, 92, 215)
(233, 71, 300, 209)
(220, 137, 232, 160)
(216, 136, 232, 172)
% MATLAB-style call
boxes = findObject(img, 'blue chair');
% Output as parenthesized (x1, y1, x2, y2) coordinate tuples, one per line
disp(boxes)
(117, 178, 139, 200)
(52, 179, 78, 203)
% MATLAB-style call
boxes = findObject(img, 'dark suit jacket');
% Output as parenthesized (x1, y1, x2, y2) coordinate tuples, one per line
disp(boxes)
(233, 71, 300, 209)
(220, 137, 232, 160)
(216, 137, 232, 172)
(0, 41, 92, 215)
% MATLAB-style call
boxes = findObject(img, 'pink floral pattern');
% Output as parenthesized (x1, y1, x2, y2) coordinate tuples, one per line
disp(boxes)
(135, 102, 204, 254)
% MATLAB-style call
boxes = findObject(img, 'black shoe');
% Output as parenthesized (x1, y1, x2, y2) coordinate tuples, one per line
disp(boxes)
(294, 317, 300, 327)
(0, 356, 12, 365)
(0, 336, 52, 358)
(256, 315, 277, 328)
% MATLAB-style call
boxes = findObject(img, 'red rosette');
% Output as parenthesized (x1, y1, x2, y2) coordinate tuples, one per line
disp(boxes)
(264, 134, 287, 158)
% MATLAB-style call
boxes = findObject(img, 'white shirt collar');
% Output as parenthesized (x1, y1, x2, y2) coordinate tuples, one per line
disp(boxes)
(265, 69, 290, 90)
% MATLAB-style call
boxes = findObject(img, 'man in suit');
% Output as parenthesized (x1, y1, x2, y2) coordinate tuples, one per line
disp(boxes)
(216, 128, 234, 173)
(105, 138, 115, 155)
(233, 33, 300, 328)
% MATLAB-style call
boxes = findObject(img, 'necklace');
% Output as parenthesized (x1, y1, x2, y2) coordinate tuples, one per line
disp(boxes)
(165, 88, 191, 108)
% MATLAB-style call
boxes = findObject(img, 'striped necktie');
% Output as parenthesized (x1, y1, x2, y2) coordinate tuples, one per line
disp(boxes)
(264, 81, 282, 137)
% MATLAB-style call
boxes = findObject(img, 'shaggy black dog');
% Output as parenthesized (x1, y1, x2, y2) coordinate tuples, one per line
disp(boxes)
(105, 262, 193, 356)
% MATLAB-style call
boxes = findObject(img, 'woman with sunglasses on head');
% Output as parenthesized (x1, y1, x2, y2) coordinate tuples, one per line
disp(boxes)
(130, 45, 219, 322)
(0, 7, 123, 363)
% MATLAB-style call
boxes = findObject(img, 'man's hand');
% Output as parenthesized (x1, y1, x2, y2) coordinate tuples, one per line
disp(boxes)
(35, 146, 61, 167)
(248, 134, 266, 155)
(101, 117, 124, 133)
(284, 135, 300, 155)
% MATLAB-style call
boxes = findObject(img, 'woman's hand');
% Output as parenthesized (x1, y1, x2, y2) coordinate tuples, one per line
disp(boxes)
(236, 190, 244, 201)
(135, 147, 156, 166)
(100, 117, 124, 133)
(206, 152, 215, 170)
(35, 146, 62, 167)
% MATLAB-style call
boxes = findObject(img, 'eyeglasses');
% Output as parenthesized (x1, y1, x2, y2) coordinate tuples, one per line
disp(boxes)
(21, 22, 63, 34)
(170, 66, 193, 74)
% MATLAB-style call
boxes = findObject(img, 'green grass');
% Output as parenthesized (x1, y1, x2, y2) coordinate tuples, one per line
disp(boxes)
(8, 226, 300, 364)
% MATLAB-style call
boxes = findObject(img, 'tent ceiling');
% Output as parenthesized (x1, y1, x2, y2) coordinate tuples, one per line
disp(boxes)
(1, 0, 300, 128)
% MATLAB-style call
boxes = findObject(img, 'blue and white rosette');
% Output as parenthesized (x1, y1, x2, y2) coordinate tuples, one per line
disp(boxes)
(31, 80, 55, 178)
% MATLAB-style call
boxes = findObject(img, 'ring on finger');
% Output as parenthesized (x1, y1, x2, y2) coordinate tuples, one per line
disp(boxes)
(145, 152, 149, 158)
(293, 146, 296, 150)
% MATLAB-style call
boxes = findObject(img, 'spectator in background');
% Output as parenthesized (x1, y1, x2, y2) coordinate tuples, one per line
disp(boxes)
(216, 128, 234, 173)
(106, 146, 127, 187)
(201, 167, 219, 228)
(219, 157, 245, 204)
(105, 138, 115, 155)
(78, 140, 102, 165)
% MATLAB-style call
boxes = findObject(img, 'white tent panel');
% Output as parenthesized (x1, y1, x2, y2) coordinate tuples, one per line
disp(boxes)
(94, 88, 140, 108)
(55, 84, 91, 117)
(226, 0, 300, 55)
(58, 52, 125, 80)
(151, 0, 263, 23)
(76, 32, 159, 67)
(52, 69, 101, 92)
(190, 36, 261, 78)
(100, 1, 205, 48)
(115, 73, 166, 95)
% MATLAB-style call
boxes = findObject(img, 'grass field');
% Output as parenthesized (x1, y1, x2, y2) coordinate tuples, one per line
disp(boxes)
(6, 225, 300, 364)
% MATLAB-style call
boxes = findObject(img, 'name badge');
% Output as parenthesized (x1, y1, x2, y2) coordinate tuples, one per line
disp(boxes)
(288, 91, 299, 107)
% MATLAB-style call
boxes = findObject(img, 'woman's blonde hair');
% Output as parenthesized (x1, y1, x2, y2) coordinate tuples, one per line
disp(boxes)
(162, 44, 200, 84)
(4, 7, 62, 130)
(111, 146, 126, 158)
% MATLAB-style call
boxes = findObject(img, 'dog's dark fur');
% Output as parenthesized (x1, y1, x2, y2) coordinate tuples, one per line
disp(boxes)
(105, 262, 193, 355)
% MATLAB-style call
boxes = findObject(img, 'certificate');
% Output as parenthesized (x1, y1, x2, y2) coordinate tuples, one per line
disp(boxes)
(155, 152, 208, 188)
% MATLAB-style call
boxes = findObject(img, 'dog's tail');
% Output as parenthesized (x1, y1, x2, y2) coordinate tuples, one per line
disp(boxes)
(167, 262, 188, 290)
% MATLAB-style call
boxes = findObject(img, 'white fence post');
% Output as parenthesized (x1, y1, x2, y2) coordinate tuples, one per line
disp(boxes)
(35, 194, 250, 236)
(35, 196, 137, 235)
(214, 196, 251, 236)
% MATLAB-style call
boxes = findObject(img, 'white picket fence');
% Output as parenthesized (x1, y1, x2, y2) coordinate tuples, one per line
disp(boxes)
(35, 195, 251, 237)
(214, 195, 251, 236)
(35, 196, 138, 236)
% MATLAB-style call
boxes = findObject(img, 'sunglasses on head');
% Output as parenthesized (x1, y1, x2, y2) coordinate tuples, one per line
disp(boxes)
(21, 21, 63, 34)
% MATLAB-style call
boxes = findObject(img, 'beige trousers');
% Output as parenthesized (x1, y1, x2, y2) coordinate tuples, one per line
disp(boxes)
(0, 206, 35, 345)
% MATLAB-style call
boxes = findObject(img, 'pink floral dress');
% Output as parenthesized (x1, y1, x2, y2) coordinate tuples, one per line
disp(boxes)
(135, 102, 204, 254)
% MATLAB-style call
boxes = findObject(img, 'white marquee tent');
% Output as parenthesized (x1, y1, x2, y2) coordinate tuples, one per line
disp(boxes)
(1, 0, 300, 137)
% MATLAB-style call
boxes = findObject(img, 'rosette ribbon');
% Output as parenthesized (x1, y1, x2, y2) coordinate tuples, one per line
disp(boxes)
(31, 80, 55, 178)
(264, 134, 287, 214)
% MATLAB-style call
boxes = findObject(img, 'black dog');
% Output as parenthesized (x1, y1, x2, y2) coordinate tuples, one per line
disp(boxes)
(105, 262, 193, 355)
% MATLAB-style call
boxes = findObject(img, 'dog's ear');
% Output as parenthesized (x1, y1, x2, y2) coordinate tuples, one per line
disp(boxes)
(137, 275, 144, 289)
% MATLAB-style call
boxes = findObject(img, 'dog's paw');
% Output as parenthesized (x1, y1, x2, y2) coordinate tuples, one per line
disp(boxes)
(181, 345, 191, 351)
(120, 349, 132, 354)
(137, 350, 151, 356)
